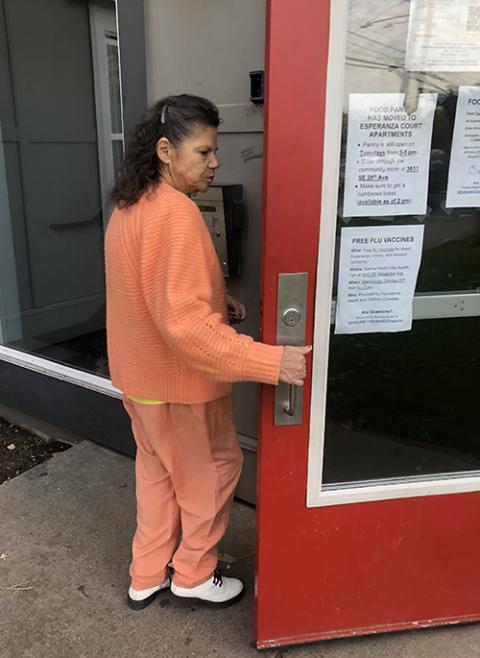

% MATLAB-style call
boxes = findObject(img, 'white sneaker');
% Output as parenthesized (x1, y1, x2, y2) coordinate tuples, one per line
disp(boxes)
(127, 575, 171, 610)
(170, 570, 244, 607)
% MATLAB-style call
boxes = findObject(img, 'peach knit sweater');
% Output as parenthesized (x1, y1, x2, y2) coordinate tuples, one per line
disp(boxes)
(104, 182, 284, 403)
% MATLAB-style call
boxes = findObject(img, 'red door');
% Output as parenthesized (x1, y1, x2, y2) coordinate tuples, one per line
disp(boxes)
(256, 0, 480, 649)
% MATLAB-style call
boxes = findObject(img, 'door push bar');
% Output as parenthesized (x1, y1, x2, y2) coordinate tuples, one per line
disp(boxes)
(274, 273, 308, 426)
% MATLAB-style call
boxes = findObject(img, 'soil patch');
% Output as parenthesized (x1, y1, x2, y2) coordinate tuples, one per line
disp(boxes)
(0, 417, 70, 485)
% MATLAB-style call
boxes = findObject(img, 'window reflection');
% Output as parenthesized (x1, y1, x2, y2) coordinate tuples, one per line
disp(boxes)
(0, 0, 123, 378)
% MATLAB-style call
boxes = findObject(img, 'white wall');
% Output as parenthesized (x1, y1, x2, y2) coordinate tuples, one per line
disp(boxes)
(144, 0, 267, 443)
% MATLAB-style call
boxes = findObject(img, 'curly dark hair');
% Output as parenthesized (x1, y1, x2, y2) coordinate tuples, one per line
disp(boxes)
(110, 94, 221, 208)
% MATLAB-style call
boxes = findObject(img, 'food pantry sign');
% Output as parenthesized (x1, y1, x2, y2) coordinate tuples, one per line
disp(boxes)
(335, 225, 425, 335)
(343, 93, 437, 218)
(446, 86, 480, 208)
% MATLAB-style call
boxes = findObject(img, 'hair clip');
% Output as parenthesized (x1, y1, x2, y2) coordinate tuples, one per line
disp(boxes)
(219, 118, 224, 124)
(160, 105, 168, 124)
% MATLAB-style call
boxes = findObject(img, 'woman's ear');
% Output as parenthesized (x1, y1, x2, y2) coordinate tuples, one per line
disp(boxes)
(156, 137, 171, 165)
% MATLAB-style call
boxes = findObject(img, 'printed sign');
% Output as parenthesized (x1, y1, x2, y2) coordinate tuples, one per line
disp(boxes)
(343, 93, 437, 218)
(335, 225, 425, 334)
(406, 0, 480, 71)
(446, 86, 480, 208)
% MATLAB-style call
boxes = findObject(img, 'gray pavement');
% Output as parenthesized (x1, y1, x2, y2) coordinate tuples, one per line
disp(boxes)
(1, 441, 480, 658)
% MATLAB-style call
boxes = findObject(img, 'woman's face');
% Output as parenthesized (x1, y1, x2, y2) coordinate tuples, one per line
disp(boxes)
(158, 124, 220, 195)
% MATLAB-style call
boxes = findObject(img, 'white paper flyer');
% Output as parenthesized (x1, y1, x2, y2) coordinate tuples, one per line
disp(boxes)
(334, 225, 425, 335)
(406, 0, 480, 72)
(343, 93, 437, 218)
(446, 86, 480, 208)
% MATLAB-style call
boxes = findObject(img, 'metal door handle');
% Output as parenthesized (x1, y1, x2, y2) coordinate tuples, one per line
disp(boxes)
(274, 273, 308, 426)
(284, 385, 297, 417)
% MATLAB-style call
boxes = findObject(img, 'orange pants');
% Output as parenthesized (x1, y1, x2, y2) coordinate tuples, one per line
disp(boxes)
(122, 394, 243, 589)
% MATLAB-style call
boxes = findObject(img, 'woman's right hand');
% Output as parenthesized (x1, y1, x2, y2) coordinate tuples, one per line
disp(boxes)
(278, 345, 313, 386)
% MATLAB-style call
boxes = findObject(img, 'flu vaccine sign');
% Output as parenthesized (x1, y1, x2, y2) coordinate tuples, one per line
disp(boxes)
(335, 225, 424, 335)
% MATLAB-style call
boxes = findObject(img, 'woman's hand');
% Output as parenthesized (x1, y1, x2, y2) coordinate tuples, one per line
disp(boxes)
(279, 345, 313, 386)
(226, 292, 247, 324)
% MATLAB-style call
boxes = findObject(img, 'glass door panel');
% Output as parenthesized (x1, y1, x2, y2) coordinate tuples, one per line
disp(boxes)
(323, 0, 480, 487)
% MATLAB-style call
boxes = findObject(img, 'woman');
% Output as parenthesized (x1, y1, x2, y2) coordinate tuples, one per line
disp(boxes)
(105, 94, 311, 609)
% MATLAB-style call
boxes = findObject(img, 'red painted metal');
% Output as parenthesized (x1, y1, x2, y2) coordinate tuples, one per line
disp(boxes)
(256, 0, 480, 649)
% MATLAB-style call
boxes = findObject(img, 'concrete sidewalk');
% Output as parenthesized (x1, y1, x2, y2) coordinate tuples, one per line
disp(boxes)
(1, 441, 480, 658)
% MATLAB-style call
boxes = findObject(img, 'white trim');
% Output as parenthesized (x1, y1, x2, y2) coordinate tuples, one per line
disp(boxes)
(310, 475, 480, 507)
(329, 292, 480, 322)
(89, 2, 123, 229)
(113, 0, 125, 144)
(306, 1, 480, 508)
(0, 345, 122, 399)
(411, 291, 480, 319)
(307, 0, 349, 507)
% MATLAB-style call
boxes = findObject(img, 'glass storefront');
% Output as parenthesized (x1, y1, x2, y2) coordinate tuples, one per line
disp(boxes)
(0, 0, 122, 378)
(323, 0, 480, 486)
